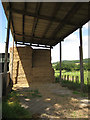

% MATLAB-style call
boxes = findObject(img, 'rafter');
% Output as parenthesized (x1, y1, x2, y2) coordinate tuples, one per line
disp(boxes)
(15, 33, 53, 42)
(42, 3, 62, 38)
(7, 7, 78, 27)
(51, 3, 83, 40)
(31, 3, 42, 41)
(59, 19, 90, 41)
(5, 2, 89, 47)
(22, 3, 27, 43)
(51, 19, 90, 46)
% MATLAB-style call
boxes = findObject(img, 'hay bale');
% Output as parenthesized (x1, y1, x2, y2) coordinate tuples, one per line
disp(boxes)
(9, 46, 55, 85)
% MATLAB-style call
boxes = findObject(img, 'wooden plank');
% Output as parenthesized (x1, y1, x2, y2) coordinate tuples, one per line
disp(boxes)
(15, 33, 52, 42)
(22, 3, 27, 43)
(42, 3, 61, 38)
(11, 39, 14, 80)
(3, 10, 11, 95)
(15, 61, 19, 84)
(51, 18, 89, 46)
(7, 7, 77, 27)
(31, 3, 42, 42)
(51, 3, 82, 39)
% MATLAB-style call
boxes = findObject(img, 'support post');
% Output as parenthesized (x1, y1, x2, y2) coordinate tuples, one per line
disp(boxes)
(15, 61, 19, 84)
(3, 10, 11, 95)
(11, 39, 14, 80)
(60, 41, 62, 83)
(79, 27, 84, 91)
(15, 41, 17, 47)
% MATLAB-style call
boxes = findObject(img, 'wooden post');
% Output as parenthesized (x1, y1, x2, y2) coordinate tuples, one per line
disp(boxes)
(67, 75, 69, 81)
(79, 27, 84, 91)
(3, 10, 11, 95)
(76, 76, 79, 83)
(11, 39, 14, 80)
(87, 78, 89, 85)
(64, 75, 66, 80)
(15, 61, 19, 84)
(60, 41, 62, 83)
(72, 76, 74, 82)
(62, 75, 63, 80)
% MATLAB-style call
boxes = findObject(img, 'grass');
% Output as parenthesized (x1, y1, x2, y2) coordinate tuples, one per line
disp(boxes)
(73, 91, 88, 97)
(55, 70, 89, 85)
(2, 90, 32, 119)
(56, 77, 88, 93)
(54, 72, 88, 93)
(23, 89, 42, 99)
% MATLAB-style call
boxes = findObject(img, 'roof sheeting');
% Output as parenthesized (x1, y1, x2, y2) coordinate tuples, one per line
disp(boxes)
(2, 2, 89, 47)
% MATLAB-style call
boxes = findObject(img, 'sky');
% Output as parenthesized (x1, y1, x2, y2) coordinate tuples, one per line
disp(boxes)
(51, 23, 89, 62)
(0, 1, 89, 63)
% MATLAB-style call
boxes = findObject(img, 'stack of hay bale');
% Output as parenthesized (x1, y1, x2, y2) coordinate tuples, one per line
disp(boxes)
(10, 46, 32, 87)
(9, 46, 55, 86)
(32, 49, 54, 83)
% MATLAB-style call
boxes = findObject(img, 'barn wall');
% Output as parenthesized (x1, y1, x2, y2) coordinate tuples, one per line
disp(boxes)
(9, 46, 55, 87)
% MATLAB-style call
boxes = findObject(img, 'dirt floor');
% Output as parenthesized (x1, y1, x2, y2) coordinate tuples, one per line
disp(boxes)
(13, 83, 89, 119)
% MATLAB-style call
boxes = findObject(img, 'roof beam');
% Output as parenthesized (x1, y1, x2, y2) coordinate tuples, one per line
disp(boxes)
(51, 19, 89, 46)
(15, 33, 53, 42)
(60, 19, 90, 40)
(17, 42, 52, 49)
(42, 3, 62, 38)
(22, 3, 27, 43)
(31, 3, 42, 41)
(7, 7, 78, 27)
(51, 3, 83, 40)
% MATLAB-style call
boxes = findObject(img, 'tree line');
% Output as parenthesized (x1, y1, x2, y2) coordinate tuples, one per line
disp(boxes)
(53, 61, 89, 72)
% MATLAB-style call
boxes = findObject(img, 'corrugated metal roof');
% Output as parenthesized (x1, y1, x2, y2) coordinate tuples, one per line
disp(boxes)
(2, 2, 89, 47)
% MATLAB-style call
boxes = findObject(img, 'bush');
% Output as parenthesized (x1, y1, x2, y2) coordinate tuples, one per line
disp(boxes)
(55, 75, 60, 83)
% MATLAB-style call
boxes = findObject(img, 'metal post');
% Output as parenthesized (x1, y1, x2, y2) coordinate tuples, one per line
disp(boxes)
(79, 27, 84, 91)
(60, 41, 62, 83)
(3, 10, 11, 95)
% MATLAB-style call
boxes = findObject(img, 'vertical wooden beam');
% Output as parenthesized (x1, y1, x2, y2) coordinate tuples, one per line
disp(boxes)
(79, 27, 84, 91)
(11, 39, 14, 80)
(3, 10, 11, 95)
(60, 41, 62, 83)
(15, 61, 19, 84)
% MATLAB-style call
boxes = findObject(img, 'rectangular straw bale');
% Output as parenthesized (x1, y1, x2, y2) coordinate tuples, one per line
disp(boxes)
(10, 46, 54, 84)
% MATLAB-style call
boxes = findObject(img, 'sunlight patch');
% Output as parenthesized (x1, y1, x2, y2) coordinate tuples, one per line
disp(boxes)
(41, 113, 60, 119)
(45, 98, 51, 102)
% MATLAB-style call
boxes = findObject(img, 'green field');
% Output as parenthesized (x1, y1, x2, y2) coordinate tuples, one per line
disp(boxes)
(54, 70, 89, 85)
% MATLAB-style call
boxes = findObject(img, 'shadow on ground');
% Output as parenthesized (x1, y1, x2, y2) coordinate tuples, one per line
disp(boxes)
(12, 83, 89, 119)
